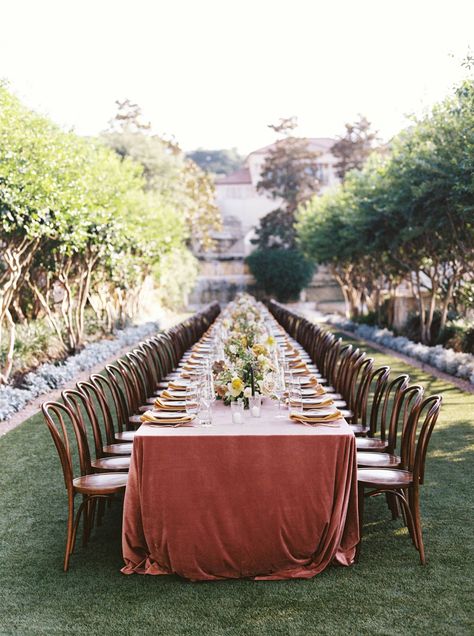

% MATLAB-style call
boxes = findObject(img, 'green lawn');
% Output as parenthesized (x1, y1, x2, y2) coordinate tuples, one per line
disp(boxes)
(0, 333, 473, 635)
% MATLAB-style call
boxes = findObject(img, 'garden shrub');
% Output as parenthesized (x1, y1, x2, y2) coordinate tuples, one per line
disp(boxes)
(246, 249, 314, 303)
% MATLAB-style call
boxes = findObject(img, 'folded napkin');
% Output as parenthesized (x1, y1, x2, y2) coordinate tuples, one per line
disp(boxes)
(160, 389, 188, 401)
(140, 410, 194, 425)
(289, 359, 307, 370)
(302, 377, 327, 393)
(154, 397, 189, 411)
(182, 360, 203, 370)
(289, 408, 342, 425)
(168, 380, 189, 391)
(289, 396, 335, 409)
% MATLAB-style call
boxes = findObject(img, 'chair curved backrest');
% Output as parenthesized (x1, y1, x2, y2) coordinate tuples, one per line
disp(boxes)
(76, 380, 116, 448)
(90, 373, 129, 434)
(42, 401, 92, 487)
(373, 374, 410, 443)
(62, 388, 103, 461)
(387, 384, 424, 453)
(403, 394, 443, 484)
(364, 365, 391, 435)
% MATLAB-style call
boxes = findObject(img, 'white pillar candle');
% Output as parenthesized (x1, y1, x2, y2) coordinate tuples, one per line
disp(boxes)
(232, 412, 243, 424)
(251, 406, 260, 418)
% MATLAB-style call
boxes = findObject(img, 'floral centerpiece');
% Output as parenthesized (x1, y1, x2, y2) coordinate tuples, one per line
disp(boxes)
(212, 294, 277, 405)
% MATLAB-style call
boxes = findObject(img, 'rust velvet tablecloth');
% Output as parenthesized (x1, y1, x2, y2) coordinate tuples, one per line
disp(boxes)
(121, 401, 359, 580)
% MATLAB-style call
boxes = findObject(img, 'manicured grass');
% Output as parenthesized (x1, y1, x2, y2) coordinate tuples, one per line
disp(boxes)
(0, 333, 473, 635)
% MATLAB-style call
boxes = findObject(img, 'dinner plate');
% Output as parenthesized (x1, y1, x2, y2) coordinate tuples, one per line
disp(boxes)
(164, 389, 190, 398)
(292, 407, 340, 417)
(146, 410, 190, 419)
(301, 396, 334, 404)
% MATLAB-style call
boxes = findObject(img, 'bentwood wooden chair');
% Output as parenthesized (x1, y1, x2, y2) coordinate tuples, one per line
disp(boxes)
(357, 394, 442, 564)
(89, 373, 135, 441)
(356, 375, 411, 452)
(348, 364, 390, 435)
(76, 381, 133, 456)
(62, 389, 131, 472)
(42, 401, 128, 571)
(357, 384, 424, 468)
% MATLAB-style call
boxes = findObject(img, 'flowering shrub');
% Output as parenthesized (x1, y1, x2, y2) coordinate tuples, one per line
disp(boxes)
(0, 322, 159, 422)
(325, 315, 474, 385)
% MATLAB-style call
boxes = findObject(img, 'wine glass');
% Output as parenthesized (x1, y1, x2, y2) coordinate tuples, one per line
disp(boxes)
(273, 368, 286, 419)
(185, 386, 199, 421)
(289, 381, 303, 416)
(198, 382, 214, 427)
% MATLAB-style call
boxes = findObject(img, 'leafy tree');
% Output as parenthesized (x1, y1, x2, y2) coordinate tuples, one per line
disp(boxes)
(186, 148, 243, 175)
(331, 115, 379, 180)
(257, 117, 322, 216)
(103, 100, 221, 253)
(246, 249, 314, 303)
(253, 117, 322, 249)
(298, 78, 474, 344)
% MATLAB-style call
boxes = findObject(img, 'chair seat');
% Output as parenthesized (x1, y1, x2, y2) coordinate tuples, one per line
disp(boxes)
(103, 443, 133, 456)
(129, 415, 143, 425)
(358, 467, 412, 488)
(333, 399, 347, 409)
(356, 437, 388, 450)
(156, 382, 168, 389)
(73, 472, 128, 495)
(339, 408, 354, 420)
(357, 452, 400, 468)
(115, 431, 135, 442)
(350, 424, 369, 435)
(138, 405, 149, 413)
(146, 397, 157, 404)
(91, 456, 131, 472)
(325, 390, 343, 399)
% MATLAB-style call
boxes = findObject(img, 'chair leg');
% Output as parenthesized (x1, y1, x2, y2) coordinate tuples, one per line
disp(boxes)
(97, 498, 106, 526)
(386, 492, 399, 520)
(355, 483, 365, 562)
(404, 488, 419, 550)
(410, 488, 425, 565)
(82, 496, 91, 547)
(63, 496, 75, 572)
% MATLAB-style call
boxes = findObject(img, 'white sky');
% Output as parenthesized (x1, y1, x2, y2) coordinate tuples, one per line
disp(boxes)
(1, 0, 473, 154)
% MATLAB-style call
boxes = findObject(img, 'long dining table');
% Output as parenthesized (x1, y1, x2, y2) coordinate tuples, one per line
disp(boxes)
(121, 338, 360, 580)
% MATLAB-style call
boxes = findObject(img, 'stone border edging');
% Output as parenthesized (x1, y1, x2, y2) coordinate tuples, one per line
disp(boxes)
(0, 341, 144, 438)
(330, 324, 474, 395)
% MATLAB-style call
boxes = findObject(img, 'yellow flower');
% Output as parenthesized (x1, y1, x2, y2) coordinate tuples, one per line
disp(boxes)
(266, 335, 276, 347)
(241, 336, 248, 347)
(252, 344, 267, 356)
(231, 377, 244, 392)
(228, 377, 244, 397)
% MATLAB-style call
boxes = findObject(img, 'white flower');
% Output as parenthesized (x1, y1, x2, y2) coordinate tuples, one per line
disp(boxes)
(229, 344, 237, 354)
(243, 386, 252, 398)
(257, 354, 269, 367)
(261, 374, 276, 397)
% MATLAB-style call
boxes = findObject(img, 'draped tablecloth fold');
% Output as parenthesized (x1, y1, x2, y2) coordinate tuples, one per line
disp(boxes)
(122, 402, 359, 580)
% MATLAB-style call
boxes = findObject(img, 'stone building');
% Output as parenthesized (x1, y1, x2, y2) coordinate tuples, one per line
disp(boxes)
(188, 138, 345, 311)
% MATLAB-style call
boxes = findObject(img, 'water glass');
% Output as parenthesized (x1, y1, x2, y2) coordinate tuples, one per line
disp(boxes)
(289, 384, 303, 414)
(185, 387, 198, 419)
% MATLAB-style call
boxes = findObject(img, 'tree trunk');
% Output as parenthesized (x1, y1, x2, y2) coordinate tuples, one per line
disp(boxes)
(0, 309, 16, 384)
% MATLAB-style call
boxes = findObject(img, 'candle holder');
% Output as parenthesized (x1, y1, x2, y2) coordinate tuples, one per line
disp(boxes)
(231, 399, 244, 424)
(249, 394, 262, 418)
